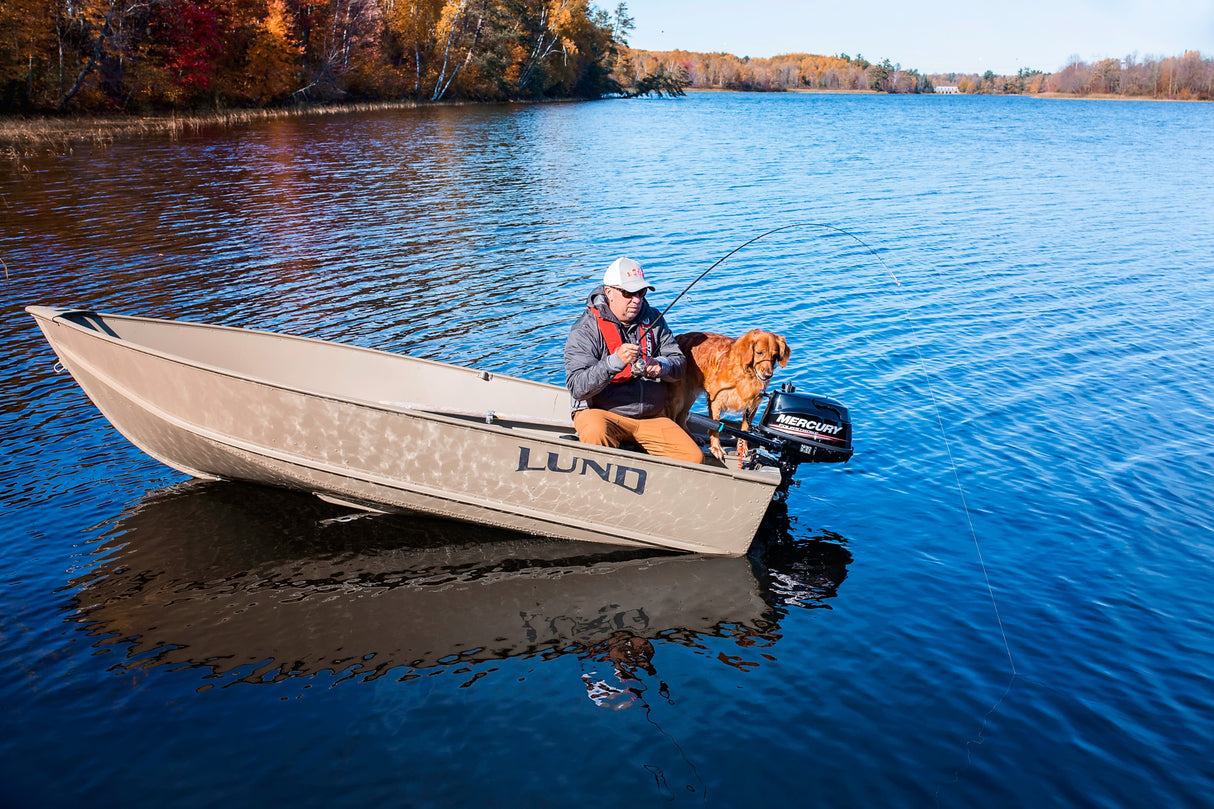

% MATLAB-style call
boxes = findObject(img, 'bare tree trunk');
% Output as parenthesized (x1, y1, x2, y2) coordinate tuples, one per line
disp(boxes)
(58, 0, 119, 110)
(414, 40, 421, 95)
(430, 0, 466, 101)
(431, 0, 483, 101)
(56, 22, 65, 99)
(517, 2, 566, 91)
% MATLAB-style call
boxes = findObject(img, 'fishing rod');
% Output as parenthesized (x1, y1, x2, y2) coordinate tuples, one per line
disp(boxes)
(631, 221, 889, 487)
(658, 221, 899, 322)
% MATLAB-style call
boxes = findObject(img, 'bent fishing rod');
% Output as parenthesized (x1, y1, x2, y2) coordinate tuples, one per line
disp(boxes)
(658, 221, 898, 322)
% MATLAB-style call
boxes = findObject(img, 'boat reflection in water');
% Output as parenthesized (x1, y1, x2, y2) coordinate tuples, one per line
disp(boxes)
(70, 482, 851, 687)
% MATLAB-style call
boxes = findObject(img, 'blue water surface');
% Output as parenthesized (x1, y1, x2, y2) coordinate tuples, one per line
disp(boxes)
(2, 93, 1213, 808)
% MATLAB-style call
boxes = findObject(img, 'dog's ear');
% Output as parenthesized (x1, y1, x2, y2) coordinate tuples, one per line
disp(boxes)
(739, 330, 760, 362)
(775, 334, 790, 367)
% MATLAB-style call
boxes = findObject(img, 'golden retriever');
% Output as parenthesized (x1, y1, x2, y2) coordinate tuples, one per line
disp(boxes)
(666, 330, 791, 463)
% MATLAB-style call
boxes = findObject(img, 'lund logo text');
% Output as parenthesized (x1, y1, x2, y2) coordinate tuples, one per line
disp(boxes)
(516, 446, 647, 495)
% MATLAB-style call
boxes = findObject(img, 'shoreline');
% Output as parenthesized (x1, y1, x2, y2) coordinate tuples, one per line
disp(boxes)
(687, 86, 1204, 101)
(4, 90, 1205, 152)
(1032, 91, 1204, 102)
(0, 99, 464, 152)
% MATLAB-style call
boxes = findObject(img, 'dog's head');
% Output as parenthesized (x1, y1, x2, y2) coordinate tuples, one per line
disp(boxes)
(740, 330, 790, 382)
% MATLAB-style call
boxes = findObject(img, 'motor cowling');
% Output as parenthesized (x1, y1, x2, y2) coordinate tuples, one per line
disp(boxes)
(704, 383, 853, 494)
(755, 385, 853, 465)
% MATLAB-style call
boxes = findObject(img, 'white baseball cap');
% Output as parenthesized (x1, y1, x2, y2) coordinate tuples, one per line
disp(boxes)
(602, 257, 655, 293)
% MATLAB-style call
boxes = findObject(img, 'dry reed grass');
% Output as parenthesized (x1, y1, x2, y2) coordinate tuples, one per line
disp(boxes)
(1, 101, 423, 156)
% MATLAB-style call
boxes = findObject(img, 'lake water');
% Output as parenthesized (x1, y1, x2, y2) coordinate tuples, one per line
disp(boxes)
(3, 93, 1213, 808)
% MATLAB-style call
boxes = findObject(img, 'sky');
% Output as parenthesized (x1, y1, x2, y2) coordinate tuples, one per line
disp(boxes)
(620, 0, 1214, 75)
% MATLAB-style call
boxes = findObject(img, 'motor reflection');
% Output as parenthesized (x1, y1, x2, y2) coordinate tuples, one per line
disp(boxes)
(69, 481, 851, 688)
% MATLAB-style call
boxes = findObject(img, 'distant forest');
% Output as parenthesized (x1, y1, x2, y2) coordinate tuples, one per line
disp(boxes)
(932, 52, 1213, 99)
(0, 0, 639, 113)
(626, 49, 1214, 101)
(621, 51, 933, 94)
(1, 0, 1210, 114)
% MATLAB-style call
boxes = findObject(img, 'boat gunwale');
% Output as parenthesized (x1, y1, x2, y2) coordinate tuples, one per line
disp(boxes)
(27, 306, 782, 485)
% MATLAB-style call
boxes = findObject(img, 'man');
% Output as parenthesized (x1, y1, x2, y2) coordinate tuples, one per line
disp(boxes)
(564, 257, 703, 464)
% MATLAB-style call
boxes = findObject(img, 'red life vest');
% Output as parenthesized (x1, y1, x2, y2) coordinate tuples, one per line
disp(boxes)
(590, 305, 654, 383)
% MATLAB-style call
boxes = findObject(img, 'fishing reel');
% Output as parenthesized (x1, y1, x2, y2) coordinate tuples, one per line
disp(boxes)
(631, 357, 662, 381)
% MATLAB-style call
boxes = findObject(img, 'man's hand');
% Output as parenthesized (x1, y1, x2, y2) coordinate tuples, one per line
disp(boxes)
(615, 343, 641, 364)
(615, 344, 662, 378)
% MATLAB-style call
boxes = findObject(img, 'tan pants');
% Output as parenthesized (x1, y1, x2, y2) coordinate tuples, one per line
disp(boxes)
(573, 409, 704, 464)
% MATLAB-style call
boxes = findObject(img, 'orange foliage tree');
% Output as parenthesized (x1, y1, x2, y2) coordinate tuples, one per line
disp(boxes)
(0, 0, 623, 111)
(0, 0, 60, 109)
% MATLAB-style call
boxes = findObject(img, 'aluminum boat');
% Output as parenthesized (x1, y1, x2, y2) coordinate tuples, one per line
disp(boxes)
(29, 306, 804, 555)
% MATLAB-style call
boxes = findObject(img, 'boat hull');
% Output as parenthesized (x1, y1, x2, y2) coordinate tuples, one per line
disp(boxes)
(28, 307, 781, 555)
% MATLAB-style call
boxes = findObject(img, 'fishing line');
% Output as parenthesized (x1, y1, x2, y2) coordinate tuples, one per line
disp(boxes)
(885, 268, 1018, 679)
(659, 221, 901, 321)
(666, 222, 1015, 677)
(679, 222, 1019, 800)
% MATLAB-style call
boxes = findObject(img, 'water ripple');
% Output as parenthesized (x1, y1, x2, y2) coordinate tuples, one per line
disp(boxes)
(3, 93, 1214, 809)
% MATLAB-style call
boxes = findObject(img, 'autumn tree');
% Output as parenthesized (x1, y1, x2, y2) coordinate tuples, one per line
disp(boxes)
(240, 0, 302, 104)
(283, 0, 386, 99)
(426, 0, 492, 100)
(380, 0, 445, 97)
(0, 0, 59, 109)
(555, 0, 622, 97)
(1089, 57, 1121, 94)
(510, 0, 572, 93)
(53, 0, 141, 109)
(134, 0, 229, 107)
(2, 0, 633, 111)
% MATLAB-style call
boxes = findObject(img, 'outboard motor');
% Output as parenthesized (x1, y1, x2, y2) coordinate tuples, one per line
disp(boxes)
(712, 382, 853, 494)
(755, 384, 853, 465)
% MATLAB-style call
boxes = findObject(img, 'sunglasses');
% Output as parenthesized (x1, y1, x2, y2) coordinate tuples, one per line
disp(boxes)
(609, 286, 647, 299)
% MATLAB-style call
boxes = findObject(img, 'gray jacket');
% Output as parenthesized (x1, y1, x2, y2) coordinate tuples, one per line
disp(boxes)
(564, 286, 686, 417)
